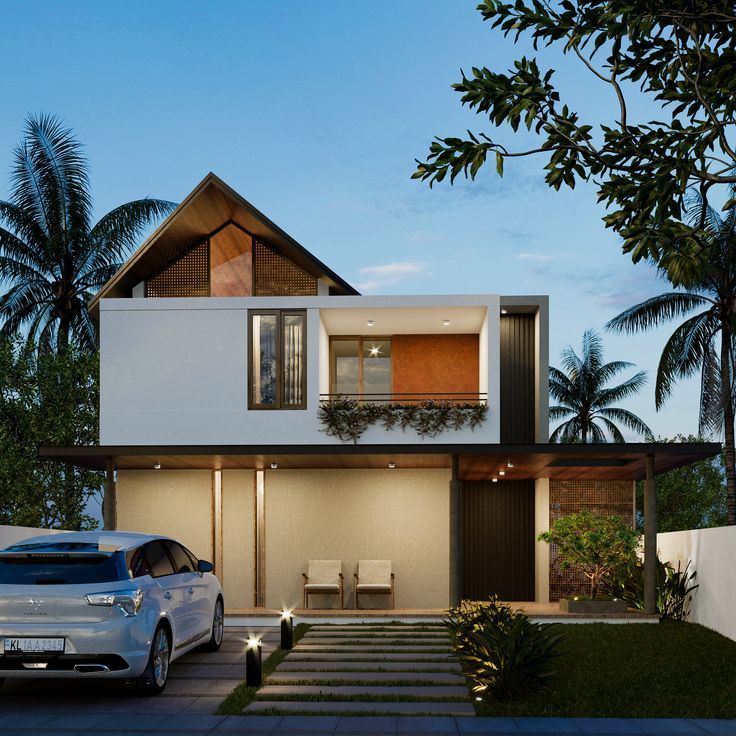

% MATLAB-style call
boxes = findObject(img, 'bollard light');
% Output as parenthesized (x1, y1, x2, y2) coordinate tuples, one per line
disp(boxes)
(245, 636, 262, 687)
(280, 608, 294, 650)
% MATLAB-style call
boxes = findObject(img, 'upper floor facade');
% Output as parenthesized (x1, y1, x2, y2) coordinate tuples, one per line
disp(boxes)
(94, 174, 549, 447)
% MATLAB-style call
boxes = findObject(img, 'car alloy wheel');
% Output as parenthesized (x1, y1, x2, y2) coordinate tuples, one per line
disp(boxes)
(152, 626, 170, 687)
(205, 597, 224, 651)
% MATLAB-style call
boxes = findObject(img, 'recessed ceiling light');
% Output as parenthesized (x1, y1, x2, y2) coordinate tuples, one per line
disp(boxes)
(499, 470, 506, 476)
(443, 319, 451, 326)
(270, 463, 278, 469)
(501, 308, 508, 314)
(388, 462, 396, 469)
(366, 320, 374, 327)
(492, 477, 498, 483)
(153, 463, 161, 470)
(507, 461, 514, 468)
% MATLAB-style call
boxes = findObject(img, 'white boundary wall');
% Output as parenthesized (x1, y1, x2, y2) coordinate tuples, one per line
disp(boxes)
(657, 526, 736, 642)
(0, 525, 68, 550)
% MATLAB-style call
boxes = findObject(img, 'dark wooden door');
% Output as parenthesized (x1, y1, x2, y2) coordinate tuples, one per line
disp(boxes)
(461, 479, 535, 601)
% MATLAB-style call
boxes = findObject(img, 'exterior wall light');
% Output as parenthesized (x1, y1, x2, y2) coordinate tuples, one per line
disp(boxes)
(388, 462, 396, 469)
(270, 463, 278, 470)
(366, 320, 374, 327)
(246, 636, 263, 686)
(501, 308, 508, 314)
(442, 319, 451, 326)
(153, 463, 161, 470)
(280, 609, 294, 650)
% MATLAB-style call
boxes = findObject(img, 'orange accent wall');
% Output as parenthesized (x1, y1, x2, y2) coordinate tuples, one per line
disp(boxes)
(391, 334, 479, 398)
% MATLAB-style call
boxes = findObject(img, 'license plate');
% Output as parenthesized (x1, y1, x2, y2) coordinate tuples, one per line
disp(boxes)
(3, 637, 65, 654)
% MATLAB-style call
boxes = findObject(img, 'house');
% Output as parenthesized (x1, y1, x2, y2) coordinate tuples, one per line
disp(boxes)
(42, 174, 720, 614)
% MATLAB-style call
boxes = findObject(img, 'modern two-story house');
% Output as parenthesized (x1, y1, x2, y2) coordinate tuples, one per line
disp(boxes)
(43, 174, 720, 615)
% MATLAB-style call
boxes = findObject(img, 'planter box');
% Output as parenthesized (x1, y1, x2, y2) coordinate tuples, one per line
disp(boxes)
(559, 598, 629, 614)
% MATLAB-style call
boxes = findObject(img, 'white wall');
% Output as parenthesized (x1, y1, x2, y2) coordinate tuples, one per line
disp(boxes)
(657, 526, 736, 642)
(0, 525, 69, 549)
(100, 294, 505, 446)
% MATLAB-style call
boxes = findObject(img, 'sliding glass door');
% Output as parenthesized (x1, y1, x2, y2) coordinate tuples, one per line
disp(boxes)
(330, 337, 391, 401)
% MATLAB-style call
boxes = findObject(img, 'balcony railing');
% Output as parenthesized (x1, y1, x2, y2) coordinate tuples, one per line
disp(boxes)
(319, 392, 488, 405)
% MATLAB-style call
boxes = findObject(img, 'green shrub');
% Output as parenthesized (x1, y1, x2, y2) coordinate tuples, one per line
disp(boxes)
(445, 597, 565, 701)
(606, 558, 698, 621)
(538, 510, 640, 599)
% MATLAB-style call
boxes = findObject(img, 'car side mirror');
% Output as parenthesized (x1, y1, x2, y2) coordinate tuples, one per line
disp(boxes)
(198, 560, 214, 573)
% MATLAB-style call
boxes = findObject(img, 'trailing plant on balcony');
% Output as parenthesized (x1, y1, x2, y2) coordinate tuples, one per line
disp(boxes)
(318, 397, 488, 443)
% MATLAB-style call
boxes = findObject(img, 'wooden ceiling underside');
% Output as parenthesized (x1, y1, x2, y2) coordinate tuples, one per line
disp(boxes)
(39, 442, 721, 481)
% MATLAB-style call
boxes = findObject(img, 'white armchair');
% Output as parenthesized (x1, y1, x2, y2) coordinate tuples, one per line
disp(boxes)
(302, 560, 344, 609)
(354, 559, 394, 609)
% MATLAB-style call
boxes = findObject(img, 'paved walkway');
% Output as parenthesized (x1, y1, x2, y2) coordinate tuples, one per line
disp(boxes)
(0, 627, 279, 718)
(246, 624, 473, 716)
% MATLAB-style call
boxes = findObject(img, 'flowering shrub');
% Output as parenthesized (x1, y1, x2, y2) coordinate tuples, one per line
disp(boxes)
(538, 510, 640, 599)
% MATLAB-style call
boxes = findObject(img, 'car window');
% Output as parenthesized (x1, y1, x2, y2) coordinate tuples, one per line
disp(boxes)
(126, 546, 152, 579)
(181, 545, 201, 570)
(165, 541, 195, 574)
(144, 541, 175, 578)
(0, 553, 126, 585)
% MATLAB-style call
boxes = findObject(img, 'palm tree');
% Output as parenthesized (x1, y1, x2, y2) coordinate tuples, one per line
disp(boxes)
(607, 187, 736, 526)
(0, 114, 176, 350)
(550, 329, 653, 443)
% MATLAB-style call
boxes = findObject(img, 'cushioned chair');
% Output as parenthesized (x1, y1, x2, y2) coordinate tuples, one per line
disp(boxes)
(354, 559, 394, 609)
(302, 560, 344, 609)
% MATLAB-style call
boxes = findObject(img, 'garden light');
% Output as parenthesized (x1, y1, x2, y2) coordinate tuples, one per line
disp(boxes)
(281, 608, 294, 650)
(245, 636, 262, 687)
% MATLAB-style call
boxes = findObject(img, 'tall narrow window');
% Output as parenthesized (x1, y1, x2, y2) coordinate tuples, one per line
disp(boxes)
(249, 310, 307, 409)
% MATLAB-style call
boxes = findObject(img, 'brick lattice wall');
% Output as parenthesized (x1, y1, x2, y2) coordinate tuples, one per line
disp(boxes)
(548, 480, 634, 601)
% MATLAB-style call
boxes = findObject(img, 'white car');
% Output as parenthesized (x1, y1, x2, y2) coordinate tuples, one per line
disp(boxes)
(0, 531, 224, 695)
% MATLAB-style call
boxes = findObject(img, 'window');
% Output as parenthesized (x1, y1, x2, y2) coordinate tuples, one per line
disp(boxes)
(0, 554, 126, 585)
(165, 541, 196, 574)
(126, 547, 152, 579)
(249, 310, 307, 409)
(330, 337, 392, 400)
(144, 540, 176, 578)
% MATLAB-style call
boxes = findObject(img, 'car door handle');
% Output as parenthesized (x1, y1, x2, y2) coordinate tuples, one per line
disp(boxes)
(188, 587, 195, 595)
(164, 591, 172, 600)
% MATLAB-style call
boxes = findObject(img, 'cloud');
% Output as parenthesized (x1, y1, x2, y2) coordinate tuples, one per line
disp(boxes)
(515, 252, 555, 263)
(355, 261, 430, 293)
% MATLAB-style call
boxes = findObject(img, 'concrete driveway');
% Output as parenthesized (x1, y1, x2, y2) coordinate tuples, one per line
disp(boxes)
(0, 627, 278, 727)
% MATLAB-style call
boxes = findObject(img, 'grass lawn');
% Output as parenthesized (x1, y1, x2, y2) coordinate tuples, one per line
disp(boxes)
(474, 622, 736, 718)
(216, 623, 310, 716)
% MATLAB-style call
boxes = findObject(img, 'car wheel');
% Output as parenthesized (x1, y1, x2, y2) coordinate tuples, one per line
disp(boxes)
(205, 597, 224, 651)
(137, 624, 171, 695)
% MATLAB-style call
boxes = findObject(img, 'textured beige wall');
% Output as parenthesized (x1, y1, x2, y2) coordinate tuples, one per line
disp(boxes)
(264, 469, 451, 609)
(116, 469, 214, 566)
(222, 470, 255, 610)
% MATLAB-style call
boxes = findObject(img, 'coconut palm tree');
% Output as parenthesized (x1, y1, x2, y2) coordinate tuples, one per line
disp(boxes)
(607, 186, 736, 525)
(0, 114, 176, 350)
(550, 329, 652, 443)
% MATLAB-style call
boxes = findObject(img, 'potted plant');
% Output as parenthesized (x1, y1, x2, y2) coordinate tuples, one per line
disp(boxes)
(538, 510, 639, 613)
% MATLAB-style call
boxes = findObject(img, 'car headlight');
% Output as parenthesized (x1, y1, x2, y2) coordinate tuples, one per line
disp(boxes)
(84, 589, 144, 616)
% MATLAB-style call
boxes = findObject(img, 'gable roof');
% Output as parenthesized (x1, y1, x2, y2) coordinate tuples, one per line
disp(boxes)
(88, 172, 359, 315)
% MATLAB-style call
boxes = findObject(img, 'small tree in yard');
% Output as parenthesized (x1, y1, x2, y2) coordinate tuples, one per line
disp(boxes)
(539, 510, 640, 599)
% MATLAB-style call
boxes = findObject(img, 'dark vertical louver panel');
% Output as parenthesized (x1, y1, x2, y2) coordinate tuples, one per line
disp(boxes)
(500, 314, 536, 443)
(461, 479, 535, 601)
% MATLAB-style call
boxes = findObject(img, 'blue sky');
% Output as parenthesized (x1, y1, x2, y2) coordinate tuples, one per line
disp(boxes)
(0, 1, 703, 439)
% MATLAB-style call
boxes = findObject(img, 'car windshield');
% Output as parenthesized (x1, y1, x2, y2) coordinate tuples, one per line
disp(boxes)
(0, 553, 127, 585)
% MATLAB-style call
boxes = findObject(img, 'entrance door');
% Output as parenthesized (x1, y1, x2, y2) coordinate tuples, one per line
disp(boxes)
(461, 479, 535, 601)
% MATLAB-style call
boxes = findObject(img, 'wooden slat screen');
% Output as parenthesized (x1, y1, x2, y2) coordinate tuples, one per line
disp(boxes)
(500, 314, 536, 443)
(461, 479, 535, 601)
(253, 240, 317, 296)
(145, 241, 209, 298)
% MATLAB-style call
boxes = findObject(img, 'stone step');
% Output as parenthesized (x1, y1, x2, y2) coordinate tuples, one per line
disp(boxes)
(278, 661, 462, 672)
(294, 644, 452, 652)
(256, 685, 469, 698)
(285, 652, 456, 661)
(305, 629, 447, 636)
(268, 671, 463, 683)
(309, 625, 444, 631)
(298, 639, 450, 646)
(245, 700, 475, 715)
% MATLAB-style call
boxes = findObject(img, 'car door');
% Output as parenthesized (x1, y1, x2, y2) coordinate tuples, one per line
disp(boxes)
(143, 540, 191, 647)
(164, 541, 210, 646)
